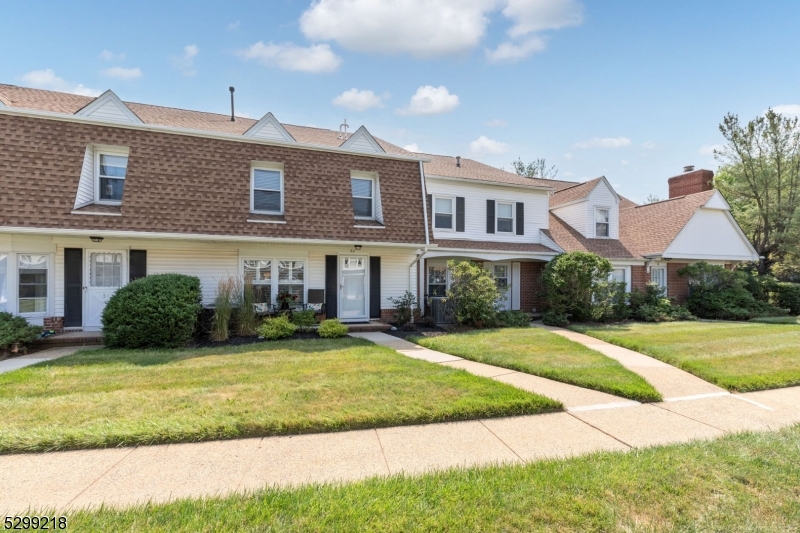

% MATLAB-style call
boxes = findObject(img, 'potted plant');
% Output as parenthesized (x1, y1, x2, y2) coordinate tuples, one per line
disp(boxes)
(276, 291, 298, 311)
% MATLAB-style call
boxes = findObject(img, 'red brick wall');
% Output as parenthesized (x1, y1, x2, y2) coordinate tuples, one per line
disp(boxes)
(630, 265, 649, 292)
(43, 317, 64, 333)
(520, 262, 546, 313)
(668, 169, 714, 198)
(667, 262, 690, 303)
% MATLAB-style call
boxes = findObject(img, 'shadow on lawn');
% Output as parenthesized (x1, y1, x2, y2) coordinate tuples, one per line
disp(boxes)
(42, 337, 373, 368)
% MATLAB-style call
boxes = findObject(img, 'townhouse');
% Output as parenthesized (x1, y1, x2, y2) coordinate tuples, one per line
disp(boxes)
(0, 83, 758, 330)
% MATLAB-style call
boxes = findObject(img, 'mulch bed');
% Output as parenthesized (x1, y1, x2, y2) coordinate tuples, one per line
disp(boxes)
(384, 324, 451, 341)
(189, 331, 320, 349)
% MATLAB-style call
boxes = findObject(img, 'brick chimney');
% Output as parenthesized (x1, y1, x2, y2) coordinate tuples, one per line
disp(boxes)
(668, 166, 714, 198)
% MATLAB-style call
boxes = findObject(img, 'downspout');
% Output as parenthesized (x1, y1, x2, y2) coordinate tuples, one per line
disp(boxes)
(419, 160, 430, 246)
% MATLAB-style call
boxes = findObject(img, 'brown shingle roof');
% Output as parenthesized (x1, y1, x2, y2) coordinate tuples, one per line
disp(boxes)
(619, 190, 715, 257)
(433, 239, 559, 253)
(423, 153, 577, 190)
(548, 213, 638, 259)
(0, 83, 414, 155)
(549, 177, 605, 207)
(619, 195, 638, 209)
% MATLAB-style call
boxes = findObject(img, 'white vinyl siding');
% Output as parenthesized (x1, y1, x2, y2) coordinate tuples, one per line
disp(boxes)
(0, 254, 7, 313)
(551, 201, 587, 236)
(665, 209, 758, 261)
(148, 248, 239, 305)
(425, 177, 549, 244)
(344, 134, 381, 153)
(83, 99, 135, 122)
(586, 181, 619, 239)
(74, 145, 96, 209)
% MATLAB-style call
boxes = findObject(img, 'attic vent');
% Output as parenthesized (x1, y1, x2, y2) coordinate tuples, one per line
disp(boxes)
(456, 156, 461, 168)
(683, 165, 695, 172)
(338, 119, 349, 140)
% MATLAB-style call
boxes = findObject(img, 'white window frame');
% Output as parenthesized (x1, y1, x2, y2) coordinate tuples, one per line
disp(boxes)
(495, 200, 515, 234)
(433, 195, 455, 231)
(651, 266, 667, 290)
(250, 163, 285, 215)
(240, 257, 307, 306)
(94, 149, 129, 205)
(608, 267, 630, 292)
(351, 175, 376, 220)
(16, 253, 54, 318)
(0, 253, 8, 314)
(594, 207, 611, 238)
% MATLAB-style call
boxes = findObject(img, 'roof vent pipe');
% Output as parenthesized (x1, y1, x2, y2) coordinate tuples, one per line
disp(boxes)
(456, 156, 461, 168)
(683, 165, 694, 172)
(229, 87, 235, 122)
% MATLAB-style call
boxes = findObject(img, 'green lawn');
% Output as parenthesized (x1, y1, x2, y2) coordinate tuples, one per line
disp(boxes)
(571, 321, 800, 392)
(0, 338, 559, 453)
(416, 328, 661, 402)
(66, 425, 800, 532)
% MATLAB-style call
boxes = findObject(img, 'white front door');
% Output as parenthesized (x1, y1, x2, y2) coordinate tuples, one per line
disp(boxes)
(339, 255, 368, 321)
(84, 251, 126, 331)
(494, 263, 511, 311)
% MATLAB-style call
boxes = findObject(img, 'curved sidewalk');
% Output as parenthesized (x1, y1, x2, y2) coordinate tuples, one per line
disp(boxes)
(532, 324, 726, 400)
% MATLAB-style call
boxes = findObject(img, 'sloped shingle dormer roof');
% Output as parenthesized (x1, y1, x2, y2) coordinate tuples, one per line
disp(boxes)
(618, 190, 716, 257)
(548, 213, 638, 259)
(549, 176, 621, 208)
(0, 92, 9, 107)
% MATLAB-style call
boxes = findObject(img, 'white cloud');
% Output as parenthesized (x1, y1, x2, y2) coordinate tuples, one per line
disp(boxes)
(485, 36, 546, 63)
(227, 21, 241, 30)
(574, 136, 632, 149)
(172, 45, 199, 76)
(396, 85, 460, 116)
(404, 143, 420, 153)
(101, 67, 142, 80)
(300, 0, 495, 58)
(19, 69, 101, 97)
(502, 0, 584, 38)
(99, 50, 126, 61)
(641, 140, 656, 149)
(332, 88, 386, 111)
(699, 144, 723, 156)
(486, 118, 507, 127)
(469, 135, 510, 155)
(563, 152, 573, 160)
(239, 41, 341, 73)
(771, 104, 800, 117)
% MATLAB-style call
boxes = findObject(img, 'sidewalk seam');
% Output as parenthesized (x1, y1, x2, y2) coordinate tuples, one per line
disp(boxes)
(651, 403, 727, 433)
(373, 429, 392, 476)
(64, 445, 138, 508)
(478, 420, 524, 462)
(566, 412, 634, 449)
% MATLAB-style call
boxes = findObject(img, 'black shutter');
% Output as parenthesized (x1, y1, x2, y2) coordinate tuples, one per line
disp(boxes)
(325, 255, 338, 319)
(516, 202, 524, 235)
(426, 194, 433, 231)
(486, 199, 495, 234)
(64, 248, 82, 328)
(129, 250, 147, 281)
(370, 257, 381, 319)
(456, 197, 465, 232)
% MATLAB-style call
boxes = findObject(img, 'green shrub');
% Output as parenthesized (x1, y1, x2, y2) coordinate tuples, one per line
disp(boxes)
(679, 262, 785, 320)
(0, 312, 43, 354)
(257, 315, 297, 340)
(102, 274, 202, 349)
(628, 282, 694, 322)
(388, 290, 418, 326)
(234, 276, 258, 336)
(773, 282, 800, 315)
(592, 281, 630, 322)
(542, 310, 569, 327)
(496, 310, 531, 327)
(318, 319, 348, 338)
(211, 277, 235, 342)
(542, 252, 613, 323)
(290, 309, 317, 331)
(445, 260, 503, 327)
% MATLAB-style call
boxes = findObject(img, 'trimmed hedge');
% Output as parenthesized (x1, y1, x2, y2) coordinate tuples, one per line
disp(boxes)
(0, 312, 43, 354)
(102, 274, 202, 349)
(773, 282, 800, 315)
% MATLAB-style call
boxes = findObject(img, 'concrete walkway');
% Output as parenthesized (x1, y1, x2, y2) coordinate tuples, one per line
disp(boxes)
(533, 324, 726, 400)
(350, 332, 639, 410)
(3, 386, 799, 514)
(0, 346, 95, 374)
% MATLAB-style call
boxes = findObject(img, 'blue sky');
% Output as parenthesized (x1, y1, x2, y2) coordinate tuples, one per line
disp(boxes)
(3, 0, 799, 202)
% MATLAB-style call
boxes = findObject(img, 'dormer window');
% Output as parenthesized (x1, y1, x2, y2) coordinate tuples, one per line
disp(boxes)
(251, 164, 284, 214)
(595, 208, 610, 237)
(96, 153, 128, 204)
(351, 176, 375, 218)
(496, 202, 514, 233)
